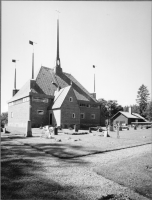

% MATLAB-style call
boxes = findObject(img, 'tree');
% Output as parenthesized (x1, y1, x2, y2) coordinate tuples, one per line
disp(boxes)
(145, 101, 152, 121)
(123, 104, 140, 113)
(1, 112, 8, 126)
(98, 98, 108, 126)
(98, 99, 123, 125)
(123, 106, 129, 112)
(131, 104, 140, 113)
(136, 84, 150, 117)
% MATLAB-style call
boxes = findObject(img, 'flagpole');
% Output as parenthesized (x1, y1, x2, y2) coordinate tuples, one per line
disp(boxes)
(32, 46, 34, 79)
(29, 40, 37, 79)
(14, 64, 16, 89)
(94, 73, 95, 93)
(12, 59, 19, 90)
(93, 65, 96, 93)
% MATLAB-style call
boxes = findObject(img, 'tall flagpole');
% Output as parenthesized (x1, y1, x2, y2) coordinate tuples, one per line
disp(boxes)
(94, 73, 95, 93)
(14, 63, 16, 89)
(32, 47, 34, 79)
(93, 65, 95, 93)
(26, 40, 37, 137)
(12, 59, 19, 90)
(29, 40, 37, 79)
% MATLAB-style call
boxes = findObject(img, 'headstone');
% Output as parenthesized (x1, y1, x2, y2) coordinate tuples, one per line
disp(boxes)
(104, 131, 110, 137)
(89, 127, 92, 133)
(74, 124, 78, 132)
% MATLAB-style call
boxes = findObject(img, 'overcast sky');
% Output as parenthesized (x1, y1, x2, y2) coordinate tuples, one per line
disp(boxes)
(1, 1, 151, 112)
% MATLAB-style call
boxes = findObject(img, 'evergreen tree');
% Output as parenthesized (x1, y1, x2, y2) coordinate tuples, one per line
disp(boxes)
(131, 104, 140, 113)
(136, 84, 150, 117)
(123, 106, 129, 112)
(145, 101, 152, 121)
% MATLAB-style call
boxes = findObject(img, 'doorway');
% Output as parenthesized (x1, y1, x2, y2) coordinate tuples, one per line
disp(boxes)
(49, 113, 52, 125)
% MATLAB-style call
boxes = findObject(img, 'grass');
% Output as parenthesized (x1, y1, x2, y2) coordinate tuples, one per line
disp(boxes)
(94, 152, 152, 199)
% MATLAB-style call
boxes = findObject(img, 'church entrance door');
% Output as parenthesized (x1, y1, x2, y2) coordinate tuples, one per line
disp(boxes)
(49, 113, 52, 125)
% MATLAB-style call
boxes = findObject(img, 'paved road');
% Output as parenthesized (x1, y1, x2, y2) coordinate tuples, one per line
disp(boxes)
(1, 135, 151, 200)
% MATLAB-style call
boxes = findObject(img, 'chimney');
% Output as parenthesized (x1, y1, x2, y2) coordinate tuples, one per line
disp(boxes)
(30, 79, 35, 89)
(129, 107, 132, 114)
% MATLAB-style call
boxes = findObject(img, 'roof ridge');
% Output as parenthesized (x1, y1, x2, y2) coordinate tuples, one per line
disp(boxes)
(64, 73, 97, 102)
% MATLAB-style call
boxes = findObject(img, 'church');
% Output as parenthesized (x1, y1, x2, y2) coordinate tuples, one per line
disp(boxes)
(8, 18, 101, 129)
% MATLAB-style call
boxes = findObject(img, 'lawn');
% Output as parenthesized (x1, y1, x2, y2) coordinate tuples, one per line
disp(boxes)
(94, 152, 152, 199)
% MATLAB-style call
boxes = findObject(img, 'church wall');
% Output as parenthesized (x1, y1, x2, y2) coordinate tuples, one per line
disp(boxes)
(8, 101, 30, 127)
(80, 106, 100, 128)
(61, 88, 80, 128)
(31, 97, 51, 127)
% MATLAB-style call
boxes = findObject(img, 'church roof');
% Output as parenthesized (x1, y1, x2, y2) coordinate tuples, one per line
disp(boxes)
(8, 66, 97, 103)
(35, 66, 97, 103)
(8, 79, 31, 102)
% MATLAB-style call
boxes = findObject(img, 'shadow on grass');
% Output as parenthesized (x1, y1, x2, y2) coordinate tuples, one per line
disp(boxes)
(1, 157, 88, 200)
(1, 137, 90, 164)
(1, 140, 91, 200)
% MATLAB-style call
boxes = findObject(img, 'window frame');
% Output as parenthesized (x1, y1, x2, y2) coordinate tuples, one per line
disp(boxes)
(72, 113, 75, 118)
(91, 114, 95, 119)
(37, 110, 44, 115)
(69, 97, 73, 102)
(11, 112, 13, 118)
(80, 113, 85, 119)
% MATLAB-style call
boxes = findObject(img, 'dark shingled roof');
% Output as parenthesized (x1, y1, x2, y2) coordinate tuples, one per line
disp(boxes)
(35, 66, 97, 102)
(8, 66, 97, 103)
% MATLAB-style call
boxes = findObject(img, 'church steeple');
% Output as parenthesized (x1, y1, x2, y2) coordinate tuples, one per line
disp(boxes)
(55, 11, 62, 74)
(56, 18, 60, 67)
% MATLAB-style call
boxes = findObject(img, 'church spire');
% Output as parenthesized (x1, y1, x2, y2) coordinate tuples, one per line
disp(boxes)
(55, 11, 62, 74)
(56, 18, 60, 66)
(56, 11, 60, 67)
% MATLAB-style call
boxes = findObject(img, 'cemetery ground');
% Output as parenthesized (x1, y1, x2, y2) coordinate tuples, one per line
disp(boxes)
(1, 127, 152, 200)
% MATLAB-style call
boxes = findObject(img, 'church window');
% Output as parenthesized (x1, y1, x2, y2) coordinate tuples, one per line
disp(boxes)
(80, 104, 85, 107)
(37, 110, 44, 115)
(11, 112, 13, 118)
(33, 97, 48, 103)
(72, 113, 75, 118)
(69, 97, 73, 102)
(91, 114, 95, 119)
(80, 113, 85, 119)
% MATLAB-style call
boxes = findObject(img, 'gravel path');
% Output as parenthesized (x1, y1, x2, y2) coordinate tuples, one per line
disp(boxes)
(1, 135, 151, 200)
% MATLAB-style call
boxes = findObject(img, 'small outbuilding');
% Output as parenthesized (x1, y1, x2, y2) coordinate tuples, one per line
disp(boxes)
(111, 109, 147, 125)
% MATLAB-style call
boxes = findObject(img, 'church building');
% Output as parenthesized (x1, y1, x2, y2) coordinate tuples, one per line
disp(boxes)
(8, 18, 101, 129)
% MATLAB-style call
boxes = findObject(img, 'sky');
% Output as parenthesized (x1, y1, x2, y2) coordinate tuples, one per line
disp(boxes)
(1, 1, 151, 113)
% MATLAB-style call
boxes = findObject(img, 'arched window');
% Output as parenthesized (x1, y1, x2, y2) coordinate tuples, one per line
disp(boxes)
(69, 97, 73, 102)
